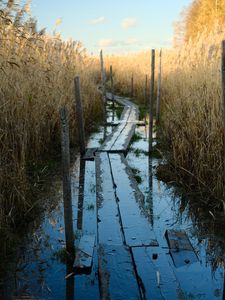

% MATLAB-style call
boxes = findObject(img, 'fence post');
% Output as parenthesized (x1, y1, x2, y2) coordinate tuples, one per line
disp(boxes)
(60, 107, 74, 255)
(156, 49, 162, 123)
(74, 76, 86, 155)
(100, 50, 107, 122)
(131, 73, 134, 98)
(149, 49, 155, 154)
(221, 41, 225, 192)
(110, 65, 115, 109)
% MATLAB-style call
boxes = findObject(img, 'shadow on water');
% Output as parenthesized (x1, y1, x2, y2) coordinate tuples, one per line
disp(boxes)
(1, 101, 225, 299)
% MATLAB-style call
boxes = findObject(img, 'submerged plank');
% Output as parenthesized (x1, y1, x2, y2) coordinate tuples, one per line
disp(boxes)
(165, 230, 199, 267)
(109, 153, 158, 247)
(132, 247, 185, 300)
(98, 244, 141, 300)
(82, 147, 98, 161)
(95, 152, 123, 245)
(74, 235, 96, 272)
(100, 93, 140, 152)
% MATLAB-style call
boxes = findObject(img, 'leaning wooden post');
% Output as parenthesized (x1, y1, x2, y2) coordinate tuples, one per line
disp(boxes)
(221, 41, 225, 192)
(156, 49, 162, 123)
(131, 73, 134, 98)
(60, 107, 74, 255)
(149, 49, 155, 154)
(74, 76, 86, 155)
(110, 65, 115, 109)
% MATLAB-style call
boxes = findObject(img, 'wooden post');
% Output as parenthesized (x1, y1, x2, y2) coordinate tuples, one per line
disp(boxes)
(156, 49, 162, 123)
(149, 49, 155, 154)
(74, 76, 86, 155)
(221, 41, 225, 193)
(60, 107, 74, 255)
(100, 50, 107, 122)
(110, 65, 115, 109)
(144, 74, 148, 124)
(131, 73, 134, 98)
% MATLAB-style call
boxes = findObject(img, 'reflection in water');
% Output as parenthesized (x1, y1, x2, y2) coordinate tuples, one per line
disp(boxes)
(77, 159, 86, 230)
(148, 157, 154, 227)
(66, 259, 74, 300)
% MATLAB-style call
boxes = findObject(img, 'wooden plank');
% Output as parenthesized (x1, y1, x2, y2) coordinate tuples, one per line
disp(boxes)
(110, 123, 136, 152)
(106, 121, 145, 126)
(109, 153, 158, 247)
(95, 152, 123, 245)
(100, 98, 139, 152)
(165, 230, 199, 267)
(74, 235, 96, 272)
(132, 247, 185, 300)
(98, 244, 141, 300)
(82, 147, 98, 161)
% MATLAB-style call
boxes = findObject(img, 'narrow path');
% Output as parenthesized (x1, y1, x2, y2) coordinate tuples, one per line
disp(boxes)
(95, 94, 183, 299)
(75, 92, 224, 300)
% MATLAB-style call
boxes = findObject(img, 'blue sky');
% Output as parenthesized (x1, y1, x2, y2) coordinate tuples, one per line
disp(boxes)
(31, 0, 192, 54)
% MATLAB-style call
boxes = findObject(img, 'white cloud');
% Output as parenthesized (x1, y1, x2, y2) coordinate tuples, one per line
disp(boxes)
(90, 16, 106, 25)
(121, 17, 137, 29)
(98, 39, 113, 47)
(97, 38, 139, 48)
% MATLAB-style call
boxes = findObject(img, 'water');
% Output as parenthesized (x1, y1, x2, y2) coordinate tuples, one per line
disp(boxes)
(1, 102, 225, 299)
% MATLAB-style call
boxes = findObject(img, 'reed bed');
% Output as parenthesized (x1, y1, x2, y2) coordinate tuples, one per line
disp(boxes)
(104, 26, 225, 203)
(0, 2, 102, 224)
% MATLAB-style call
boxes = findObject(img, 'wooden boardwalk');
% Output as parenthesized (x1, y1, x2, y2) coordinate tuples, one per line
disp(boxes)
(75, 92, 204, 299)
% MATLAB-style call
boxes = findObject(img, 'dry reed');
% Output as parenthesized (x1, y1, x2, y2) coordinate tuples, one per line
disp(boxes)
(104, 25, 225, 203)
(0, 1, 102, 223)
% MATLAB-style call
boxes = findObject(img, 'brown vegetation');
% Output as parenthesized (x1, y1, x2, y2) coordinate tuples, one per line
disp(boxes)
(0, 1, 102, 224)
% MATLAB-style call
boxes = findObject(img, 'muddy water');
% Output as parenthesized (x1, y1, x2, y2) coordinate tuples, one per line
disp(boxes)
(1, 102, 225, 299)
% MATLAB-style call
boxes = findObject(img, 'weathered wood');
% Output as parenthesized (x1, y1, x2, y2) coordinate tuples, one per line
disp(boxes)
(96, 152, 123, 245)
(106, 120, 145, 126)
(82, 147, 98, 161)
(74, 235, 96, 272)
(149, 49, 155, 154)
(132, 247, 184, 299)
(156, 49, 162, 123)
(144, 74, 148, 125)
(109, 153, 158, 247)
(110, 65, 115, 110)
(100, 50, 106, 96)
(165, 230, 198, 267)
(98, 244, 141, 300)
(60, 107, 74, 255)
(100, 50, 107, 122)
(131, 73, 134, 98)
(81, 160, 98, 235)
(221, 41, 225, 189)
(99, 96, 140, 152)
(74, 76, 86, 155)
(77, 158, 85, 230)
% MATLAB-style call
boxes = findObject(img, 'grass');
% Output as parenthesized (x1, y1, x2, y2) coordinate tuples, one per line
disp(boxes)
(130, 132, 142, 144)
(130, 167, 142, 184)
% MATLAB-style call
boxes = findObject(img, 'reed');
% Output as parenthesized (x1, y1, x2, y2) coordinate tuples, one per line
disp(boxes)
(104, 26, 225, 202)
(0, 1, 102, 223)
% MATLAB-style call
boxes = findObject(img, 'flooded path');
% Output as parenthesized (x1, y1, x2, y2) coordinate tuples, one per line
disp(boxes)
(2, 93, 225, 299)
